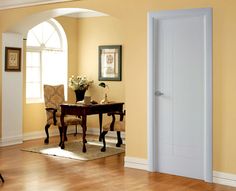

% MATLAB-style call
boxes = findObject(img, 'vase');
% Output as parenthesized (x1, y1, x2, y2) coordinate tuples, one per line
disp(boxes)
(75, 89, 86, 102)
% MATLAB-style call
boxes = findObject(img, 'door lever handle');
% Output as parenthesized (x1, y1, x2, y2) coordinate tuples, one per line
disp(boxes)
(155, 90, 164, 96)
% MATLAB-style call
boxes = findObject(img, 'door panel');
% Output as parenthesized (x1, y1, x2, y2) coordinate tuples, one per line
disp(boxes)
(155, 15, 206, 179)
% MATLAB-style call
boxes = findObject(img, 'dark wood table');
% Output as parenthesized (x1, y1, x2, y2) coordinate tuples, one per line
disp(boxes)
(60, 102, 124, 152)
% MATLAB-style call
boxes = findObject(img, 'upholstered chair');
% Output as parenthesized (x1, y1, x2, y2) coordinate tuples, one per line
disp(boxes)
(44, 84, 82, 145)
(100, 110, 125, 152)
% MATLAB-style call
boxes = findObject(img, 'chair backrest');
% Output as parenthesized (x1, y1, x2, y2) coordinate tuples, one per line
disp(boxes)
(44, 84, 65, 110)
(44, 84, 65, 124)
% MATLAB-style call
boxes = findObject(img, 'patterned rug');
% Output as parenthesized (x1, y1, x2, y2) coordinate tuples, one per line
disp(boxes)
(22, 140, 125, 161)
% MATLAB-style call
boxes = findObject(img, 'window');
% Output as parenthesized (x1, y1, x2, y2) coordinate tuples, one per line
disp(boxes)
(26, 19, 67, 103)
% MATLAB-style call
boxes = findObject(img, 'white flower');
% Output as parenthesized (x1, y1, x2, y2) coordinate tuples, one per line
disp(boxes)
(68, 75, 93, 91)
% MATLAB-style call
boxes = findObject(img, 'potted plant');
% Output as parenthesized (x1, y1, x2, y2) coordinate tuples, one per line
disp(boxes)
(69, 75, 93, 102)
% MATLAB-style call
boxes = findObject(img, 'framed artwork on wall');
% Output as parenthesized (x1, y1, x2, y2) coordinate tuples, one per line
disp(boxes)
(5, 47, 21, 72)
(98, 45, 122, 81)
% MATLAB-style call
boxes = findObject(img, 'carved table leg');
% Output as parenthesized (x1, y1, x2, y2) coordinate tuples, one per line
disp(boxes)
(101, 131, 108, 152)
(99, 113, 103, 141)
(116, 131, 123, 147)
(82, 115, 87, 153)
(60, 113, 65, 149)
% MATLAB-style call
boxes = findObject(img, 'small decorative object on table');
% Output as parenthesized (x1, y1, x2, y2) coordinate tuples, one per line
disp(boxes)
(69, 75, 93, 102)
(99, 82, 109, 104)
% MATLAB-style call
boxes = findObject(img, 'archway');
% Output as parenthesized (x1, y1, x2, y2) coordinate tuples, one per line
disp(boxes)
(1, 8, 112, 145)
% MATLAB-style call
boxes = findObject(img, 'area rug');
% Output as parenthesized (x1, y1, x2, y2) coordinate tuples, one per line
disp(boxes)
(21, 140, 125, 161)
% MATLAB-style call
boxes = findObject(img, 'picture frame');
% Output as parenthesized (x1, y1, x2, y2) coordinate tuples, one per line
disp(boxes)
(98, 45, 122, 81)
(5, 47, 21, 72)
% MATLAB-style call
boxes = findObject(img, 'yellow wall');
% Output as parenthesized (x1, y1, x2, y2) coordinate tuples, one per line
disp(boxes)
(77, 16, 125, 127)
(0, 0, 236, 174)
(57, 16, 79, 103)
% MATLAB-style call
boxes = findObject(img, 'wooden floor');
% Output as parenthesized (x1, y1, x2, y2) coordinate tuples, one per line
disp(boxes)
(0, 134, 235, 191)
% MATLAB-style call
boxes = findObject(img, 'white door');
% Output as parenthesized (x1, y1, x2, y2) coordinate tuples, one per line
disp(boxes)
(148, 8, 212, 181)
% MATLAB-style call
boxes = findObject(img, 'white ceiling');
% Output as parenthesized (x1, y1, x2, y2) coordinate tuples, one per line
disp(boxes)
(65, 9, 107, 18)
(0, 0, 107, 18)
(0, 0, 73, 10)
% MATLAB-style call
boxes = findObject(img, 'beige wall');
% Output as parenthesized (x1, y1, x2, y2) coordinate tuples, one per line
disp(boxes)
(77, 16, 125, 127)
(0, 0, 236, 174)
(57, 16, 79, 103)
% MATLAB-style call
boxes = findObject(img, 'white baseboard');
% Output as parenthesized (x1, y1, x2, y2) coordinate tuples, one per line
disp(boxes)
(124, 156, 148, 171)
(213, 171, 236, 187)
(23, 126, 125, 142)
(84, 127, 125, 139)
(23, 128, 63, 141)
(0, 135, 23, 146)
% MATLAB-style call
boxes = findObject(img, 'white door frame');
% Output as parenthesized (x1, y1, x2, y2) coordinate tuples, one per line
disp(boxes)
(147, 8, 212, 182)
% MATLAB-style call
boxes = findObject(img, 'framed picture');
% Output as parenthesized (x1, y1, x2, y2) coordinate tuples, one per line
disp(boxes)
(99, 45, 122, 81)
(5, 47, 21, 72)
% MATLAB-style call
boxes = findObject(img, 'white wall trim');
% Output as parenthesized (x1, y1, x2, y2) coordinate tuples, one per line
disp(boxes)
(23, 126, 125, 141)
(0, 135, 23, 147)
(213, 171, 236, 187)
(0, 127, 125, 147)
(0, 0, 73, 10)
(23, 128, 63, 141)
(124, 157, 148, 171)
(147, 8, 213, 182)
(83, 127, 125, 139)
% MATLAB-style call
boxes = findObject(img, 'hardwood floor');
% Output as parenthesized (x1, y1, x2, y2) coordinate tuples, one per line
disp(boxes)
(0, 134, 235, 191)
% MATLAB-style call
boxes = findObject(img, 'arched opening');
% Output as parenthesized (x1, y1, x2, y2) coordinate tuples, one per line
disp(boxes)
(1, 7, 125, 145)
(26, 18, 68, 103)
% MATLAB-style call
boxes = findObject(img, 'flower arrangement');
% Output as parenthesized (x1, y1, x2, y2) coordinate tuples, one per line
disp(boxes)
(68, 75, 93, 91)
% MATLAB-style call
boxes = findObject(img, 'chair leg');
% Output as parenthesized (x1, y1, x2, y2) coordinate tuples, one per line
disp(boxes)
(58, 126, 68, 146)
(64, 126, 68, 141)
(101, 131, 108, 152)
(116, 131, 123, 147)
(79, 125, 87, 143)
(0, 173, 4, 183)
(44, 124, 51, 144)
(58, 126, 63, 146)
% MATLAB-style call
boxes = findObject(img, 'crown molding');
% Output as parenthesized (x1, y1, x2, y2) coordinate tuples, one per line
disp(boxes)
(0, 0, 74, 10)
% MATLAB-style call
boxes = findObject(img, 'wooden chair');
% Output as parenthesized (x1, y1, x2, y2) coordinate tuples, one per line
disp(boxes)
(0, 173, 4, 183)
(43, 85, 82, 146)
(100, 110, 125, 152)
